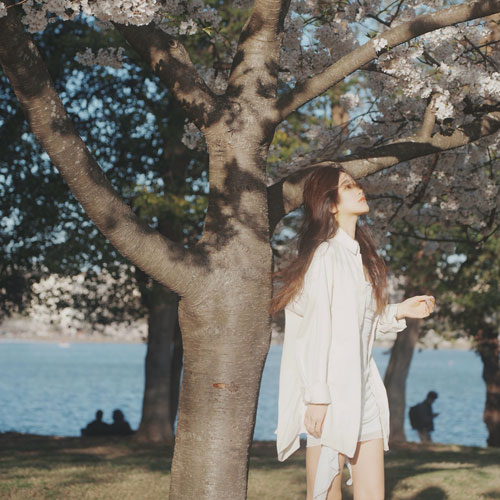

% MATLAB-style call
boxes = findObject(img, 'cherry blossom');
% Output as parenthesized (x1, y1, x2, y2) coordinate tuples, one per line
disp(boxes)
(4, 0, 499, 251)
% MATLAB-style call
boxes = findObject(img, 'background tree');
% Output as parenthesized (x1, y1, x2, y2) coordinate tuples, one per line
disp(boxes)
(0, 17, 208, 443)
(369, 142, 499, 445)
(438, 234, 500, 446)
(382, 218, 444, 444)
(1, 1, 500, 498)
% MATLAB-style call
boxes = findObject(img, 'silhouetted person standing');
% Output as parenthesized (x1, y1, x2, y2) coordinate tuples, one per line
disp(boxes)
(81, 409, 110, 437)
(109, 409, 133, 435)
(409, 391, 439, 443)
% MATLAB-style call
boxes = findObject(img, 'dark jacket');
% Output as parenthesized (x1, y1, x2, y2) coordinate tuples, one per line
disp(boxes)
(409, 401, 436, 431)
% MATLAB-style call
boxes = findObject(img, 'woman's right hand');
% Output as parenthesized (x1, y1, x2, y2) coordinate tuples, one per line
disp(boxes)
(304, 404, 328, 438)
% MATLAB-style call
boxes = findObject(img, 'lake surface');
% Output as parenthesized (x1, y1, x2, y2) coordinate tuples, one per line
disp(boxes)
(0, 341, 488, 447)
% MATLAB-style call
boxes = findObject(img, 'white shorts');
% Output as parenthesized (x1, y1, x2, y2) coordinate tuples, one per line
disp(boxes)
(306, 383, 382, 447)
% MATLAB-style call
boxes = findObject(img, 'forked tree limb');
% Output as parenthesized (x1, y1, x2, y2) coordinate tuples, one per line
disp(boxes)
(0, 6, 200, 296)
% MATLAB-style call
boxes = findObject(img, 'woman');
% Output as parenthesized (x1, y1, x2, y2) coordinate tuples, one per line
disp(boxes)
(270, 166, 435, 500)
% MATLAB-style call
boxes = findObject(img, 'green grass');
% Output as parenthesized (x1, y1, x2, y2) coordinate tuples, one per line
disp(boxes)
(1, 433, 499, 499)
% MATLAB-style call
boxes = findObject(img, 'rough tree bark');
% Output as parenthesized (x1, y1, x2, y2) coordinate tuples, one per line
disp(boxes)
(2, 1, 500, 498)
(384, 318, 422, 444)
(476, 324, 500, 447)
(135, 283, 179, 443)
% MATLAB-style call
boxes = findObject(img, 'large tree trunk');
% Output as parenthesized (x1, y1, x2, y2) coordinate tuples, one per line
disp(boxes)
(476, 325, 500, 447)
(384, 318, 422, 444)
(171, 280, 271, 499)
(135, 284, 179, 443)
(167, 116, 273, 497)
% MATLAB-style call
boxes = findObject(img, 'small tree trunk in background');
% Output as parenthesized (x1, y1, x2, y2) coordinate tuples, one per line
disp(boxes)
(170, 320, 183, 429)
(384, 318, 422, 444)
(476, 325, 500, 447)
(135, 284, 179, 443)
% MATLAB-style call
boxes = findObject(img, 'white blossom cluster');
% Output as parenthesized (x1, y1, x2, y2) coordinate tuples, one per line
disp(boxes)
(372, 37, 388, 54)
(19, 0, 162, 33)
(364, 137, 500, 248)
(29, 266, 145, 337)
(375, 20, 500, 125)
(76, 47, 125, 69)
(339, 92, 360, 111)
(181, 121, 205, 150)
(156, 0, 221, 37)
(179, 18, 197, 35)
(0, 2, 7, 18)
(197, 67, 229, 94)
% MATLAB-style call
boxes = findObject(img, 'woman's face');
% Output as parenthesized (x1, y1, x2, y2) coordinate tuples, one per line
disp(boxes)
(330, 172, 370, 218)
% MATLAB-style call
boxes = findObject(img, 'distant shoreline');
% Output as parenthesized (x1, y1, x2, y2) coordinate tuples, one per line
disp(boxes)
(0, 334, 145, 344)
(1, 315, 474, 350)
(0, 332, 474, 350)
(0, 315, 146, 344)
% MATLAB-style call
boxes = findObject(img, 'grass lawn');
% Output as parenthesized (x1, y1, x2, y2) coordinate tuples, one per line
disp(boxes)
(0, 433, 498, 499)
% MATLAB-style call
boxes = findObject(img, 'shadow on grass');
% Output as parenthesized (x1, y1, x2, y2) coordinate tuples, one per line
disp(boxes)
(410, 486, 448, 499)
(0, 432, 173, 475)
(484, 490, 500, 498)
(2, 433, 499, 499)
(250, 440, 500, 500)
(383, 443, 500, 500)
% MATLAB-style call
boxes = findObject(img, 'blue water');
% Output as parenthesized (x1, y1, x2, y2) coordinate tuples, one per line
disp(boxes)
(0, 342, 145, 436)
(0, 342, 488, 447)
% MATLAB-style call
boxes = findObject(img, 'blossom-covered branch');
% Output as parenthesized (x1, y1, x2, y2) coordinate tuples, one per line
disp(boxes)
(340, 111, 500, 177)
(0, 6, 198, 296)
(276, 0, 500, 121)
(268, 111, 500, 233)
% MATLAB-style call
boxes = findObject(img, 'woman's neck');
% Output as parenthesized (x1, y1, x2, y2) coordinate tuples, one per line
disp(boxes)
(336, 215, 358, 240)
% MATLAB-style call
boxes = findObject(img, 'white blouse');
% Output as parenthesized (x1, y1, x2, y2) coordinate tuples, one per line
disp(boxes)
(276, 228, 407, 465)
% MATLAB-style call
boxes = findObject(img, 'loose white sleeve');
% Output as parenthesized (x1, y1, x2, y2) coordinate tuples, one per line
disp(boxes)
(375, 303, 407, 337)
(295, 244, 333, 405)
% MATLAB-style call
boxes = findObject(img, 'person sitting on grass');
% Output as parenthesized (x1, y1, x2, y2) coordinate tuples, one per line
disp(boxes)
(81, 409, 110, 437)
(109, 409, 134, 436)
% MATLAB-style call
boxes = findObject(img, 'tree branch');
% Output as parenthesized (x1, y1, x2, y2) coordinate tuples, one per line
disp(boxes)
(340, 111, 500, 177)
(0, 7, 198, 297)
(114, 23, 217, 129)
(277, 0, 500, 121)
(417, 96, 437, 139)
(226, 0, 291, 100)
(268, 111, 500, 232)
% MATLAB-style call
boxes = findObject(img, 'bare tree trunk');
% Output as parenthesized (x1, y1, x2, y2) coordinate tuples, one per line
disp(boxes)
(135, 284, 179, 443)
(477, 326, 500, 447)
(171, 281, 271, 499)
(384, 318, 422, 444)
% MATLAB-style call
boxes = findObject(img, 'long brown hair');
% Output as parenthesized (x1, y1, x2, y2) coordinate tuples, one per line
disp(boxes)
(269, 166, 388, 315)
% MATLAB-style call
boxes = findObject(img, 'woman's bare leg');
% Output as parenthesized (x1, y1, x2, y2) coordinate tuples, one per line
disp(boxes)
(349, 439, 384, 500)
(306, 446, 346, 500)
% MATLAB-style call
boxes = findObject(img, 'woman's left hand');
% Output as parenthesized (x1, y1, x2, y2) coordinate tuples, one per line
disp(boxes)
(396, 295, 435, 320)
